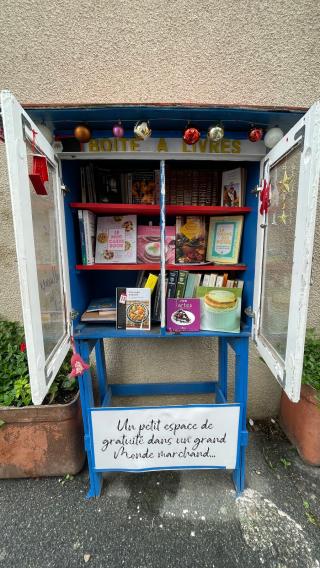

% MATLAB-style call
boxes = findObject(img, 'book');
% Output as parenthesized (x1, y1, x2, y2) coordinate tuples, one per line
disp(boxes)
(137, 225, 175, 264)
(95, 215, 137, 263)
(195, 286, 243, 333)
(184, 273, 196, 298)
(176, 271, 188, 298)
(78, 210, 87, 264)
(202, 274, 211, 287)
(95, 168, 122, 203)
(81, 297, 116, 322)
(144, 273, 158, 292)
(175, 216, 206, 264)
(167, 270, 179, 298)
(206, 216, 243, 265)
(83, 210, 96, 265)
(116, 287, 151, 331)
(209, 273, 217, 287)
(130, 171, 156, 204)
(221, 168, 245, 207)
(166, 298, 201, 332)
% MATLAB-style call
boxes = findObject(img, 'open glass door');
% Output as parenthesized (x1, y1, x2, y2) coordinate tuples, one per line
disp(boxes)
(253, 102, 320, 402)
(1, 91, 71, 404)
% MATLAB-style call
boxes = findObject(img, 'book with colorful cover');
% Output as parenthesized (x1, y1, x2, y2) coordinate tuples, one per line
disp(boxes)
(95, 215, 137, 263)
(166, 298, 201, 332)
(175, 216, 206, 264)
(116, 287, 151, 330)
(129, 171, 156, 204)
(206, 216, 243, 264)
(221, 168, 246, 207)
(195, 286, 243, 333)
(137, 226, 175, 263)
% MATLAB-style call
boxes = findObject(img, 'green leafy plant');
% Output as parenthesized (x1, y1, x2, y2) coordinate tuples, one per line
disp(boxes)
(302, 329, 320, 393)
(0, 320, 77, 407)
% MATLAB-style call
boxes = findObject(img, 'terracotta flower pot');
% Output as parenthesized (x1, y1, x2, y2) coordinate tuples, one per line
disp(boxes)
(279, 384, 320, 466)
(0, 391, 85, 478)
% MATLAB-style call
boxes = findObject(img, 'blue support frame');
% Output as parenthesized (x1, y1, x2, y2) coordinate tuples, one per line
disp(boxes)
(74, 331, 249, 498)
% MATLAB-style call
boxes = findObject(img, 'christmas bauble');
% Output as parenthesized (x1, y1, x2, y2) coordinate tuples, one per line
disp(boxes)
(248, 127, 263, 142)
(264, 127, 284, 149)
(74, 125, 92, 143)
(112, 122, 124, 138)
(134, 121, 152, 140)
(207, 124, 224, 142)
(183, 126, 200, 145)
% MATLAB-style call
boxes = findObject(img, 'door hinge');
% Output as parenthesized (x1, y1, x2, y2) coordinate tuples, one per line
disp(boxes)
(244, 306, 255, 320)
(70, 309, 79, 320)
(61, 183, 70, 194)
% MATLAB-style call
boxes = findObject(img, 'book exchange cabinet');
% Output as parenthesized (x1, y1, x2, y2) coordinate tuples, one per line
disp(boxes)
(1, 91, 320, 498)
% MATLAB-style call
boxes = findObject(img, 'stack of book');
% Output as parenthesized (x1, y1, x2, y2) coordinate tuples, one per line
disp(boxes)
(166, 270, 243, 300)
(81, 298, 116, 322)
(165, 166, 219, 206)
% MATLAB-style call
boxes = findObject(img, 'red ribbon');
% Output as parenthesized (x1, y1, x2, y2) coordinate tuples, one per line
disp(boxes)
(260, 179, 271, 215)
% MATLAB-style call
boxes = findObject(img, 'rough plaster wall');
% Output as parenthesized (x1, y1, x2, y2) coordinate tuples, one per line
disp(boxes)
(1, 0, 320, 107)
(1, 0, 320, 417)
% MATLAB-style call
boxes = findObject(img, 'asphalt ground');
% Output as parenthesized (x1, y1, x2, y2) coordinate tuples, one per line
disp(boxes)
(0, 424, 319, 568)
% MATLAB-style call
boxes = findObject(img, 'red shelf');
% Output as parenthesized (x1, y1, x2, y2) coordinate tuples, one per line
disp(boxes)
(167, 205, 251, 215)
(70, 203, 251, 216)
(76, 263, 161, 271)
(76, 263, 246, 271)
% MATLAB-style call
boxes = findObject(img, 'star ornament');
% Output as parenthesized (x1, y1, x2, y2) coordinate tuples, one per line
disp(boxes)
(277, 171, 293, 194)
(278, 210, 288, 224)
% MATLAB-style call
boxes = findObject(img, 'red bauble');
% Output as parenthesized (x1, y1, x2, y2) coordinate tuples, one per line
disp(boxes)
(248, 127, 263, 142)
(183, 127, 200, 145)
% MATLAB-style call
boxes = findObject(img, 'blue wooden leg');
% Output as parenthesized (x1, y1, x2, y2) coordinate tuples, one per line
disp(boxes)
(95, 338, 111, 406)
(229, 337, 249, 495)
(216, 337, 228, 403)
(76, 339, 103, 499)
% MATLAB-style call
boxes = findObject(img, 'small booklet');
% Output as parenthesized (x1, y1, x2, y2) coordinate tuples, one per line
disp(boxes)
(116, 287, 151, 330)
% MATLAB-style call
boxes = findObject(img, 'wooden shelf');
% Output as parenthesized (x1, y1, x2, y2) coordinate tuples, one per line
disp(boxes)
(70, 203, 251, 216)
(76, 263, 246, 271)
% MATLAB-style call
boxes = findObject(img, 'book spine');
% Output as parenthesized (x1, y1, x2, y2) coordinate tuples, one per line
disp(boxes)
(202, 274, 210, 287)
(78, 211, 87, 265)
(166, 271, 178, 298)
(116, 288, 127, 329)
(153, 278, 161, 321)
(176, 271, 188, 298)
(83, 211, 93, 265)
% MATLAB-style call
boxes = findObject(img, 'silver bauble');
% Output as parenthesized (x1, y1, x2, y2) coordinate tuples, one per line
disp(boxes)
(207, 124, 224, 142)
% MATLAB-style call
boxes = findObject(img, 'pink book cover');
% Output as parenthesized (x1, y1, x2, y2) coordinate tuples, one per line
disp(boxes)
(137, 226, 175, 263)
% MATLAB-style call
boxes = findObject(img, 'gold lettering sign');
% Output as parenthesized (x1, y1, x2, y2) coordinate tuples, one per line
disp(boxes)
(86, 138, 243, 154)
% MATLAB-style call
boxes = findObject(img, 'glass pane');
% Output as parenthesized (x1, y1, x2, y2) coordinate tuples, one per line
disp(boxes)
(260, 144, 301, 360)
(28, 144, 67, 360)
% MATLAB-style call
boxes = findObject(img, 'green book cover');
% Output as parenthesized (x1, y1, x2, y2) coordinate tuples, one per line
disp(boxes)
(176, 271, 188, 298)
(195, 286, 243, 333)
(184, 273, 196, 298)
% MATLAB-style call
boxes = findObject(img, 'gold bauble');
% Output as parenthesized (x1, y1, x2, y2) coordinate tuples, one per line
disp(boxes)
(74, 125, 92, 143)
(134, 121, 152, 140)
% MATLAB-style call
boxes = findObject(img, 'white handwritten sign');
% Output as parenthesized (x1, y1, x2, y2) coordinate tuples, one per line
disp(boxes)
(91, 405, 240, 471)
